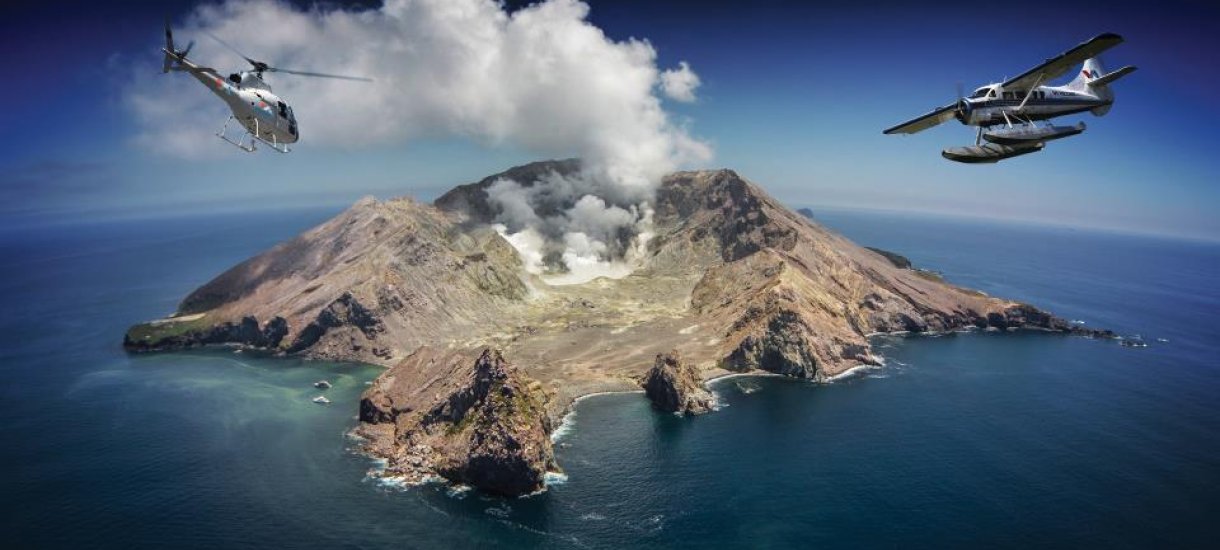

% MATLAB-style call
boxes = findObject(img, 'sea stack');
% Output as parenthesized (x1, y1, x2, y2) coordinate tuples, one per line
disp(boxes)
(355, 348, 558, 497)
(643, 351, 716, 415)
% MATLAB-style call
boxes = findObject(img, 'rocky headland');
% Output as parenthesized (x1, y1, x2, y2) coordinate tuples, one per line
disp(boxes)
(124, 160, 1112, 495)
(355, 348, 558, 496)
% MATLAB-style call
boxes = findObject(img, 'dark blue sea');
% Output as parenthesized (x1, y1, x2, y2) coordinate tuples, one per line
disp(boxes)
(1, 206, 1217, 548)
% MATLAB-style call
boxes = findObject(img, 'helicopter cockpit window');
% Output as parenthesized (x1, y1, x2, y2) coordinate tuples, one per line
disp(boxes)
(278, 101, 287, 118)
(229, 73, 241, 84)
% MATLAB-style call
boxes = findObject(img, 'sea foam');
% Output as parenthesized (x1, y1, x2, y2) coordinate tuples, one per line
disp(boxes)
(544, 471, 569, 486)
(551, 410, 577, 443)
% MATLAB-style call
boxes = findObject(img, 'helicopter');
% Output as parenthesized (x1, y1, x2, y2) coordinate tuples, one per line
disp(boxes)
(161, 23, 372, 153)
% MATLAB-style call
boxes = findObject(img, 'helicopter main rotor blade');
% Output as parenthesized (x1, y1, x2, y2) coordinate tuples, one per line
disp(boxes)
(267, 67, 373, 82)
(202, 30, 371, 81)
(203, 30, 263, 68)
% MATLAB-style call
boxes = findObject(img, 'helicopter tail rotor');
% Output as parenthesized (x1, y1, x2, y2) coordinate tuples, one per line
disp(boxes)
(162, 21, 176, 73)
(162, 20, 194, 73)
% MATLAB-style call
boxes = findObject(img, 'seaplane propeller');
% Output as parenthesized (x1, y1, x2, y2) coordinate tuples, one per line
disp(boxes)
(952, 82, 972, 125)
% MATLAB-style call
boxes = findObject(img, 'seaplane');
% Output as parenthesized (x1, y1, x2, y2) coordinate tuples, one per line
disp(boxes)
(884, 33, 1136, 163)
(160, 22, 372, 153)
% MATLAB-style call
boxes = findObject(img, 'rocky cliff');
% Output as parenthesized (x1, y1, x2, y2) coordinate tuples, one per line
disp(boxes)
(355, 348, 557, 496)
(124, 160, 1112, 494)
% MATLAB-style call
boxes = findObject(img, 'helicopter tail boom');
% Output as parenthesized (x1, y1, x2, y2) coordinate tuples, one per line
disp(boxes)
(162, 48, 178, 73)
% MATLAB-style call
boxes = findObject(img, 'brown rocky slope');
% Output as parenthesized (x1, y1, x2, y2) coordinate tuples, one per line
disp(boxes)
(124, 160, 1111, 495)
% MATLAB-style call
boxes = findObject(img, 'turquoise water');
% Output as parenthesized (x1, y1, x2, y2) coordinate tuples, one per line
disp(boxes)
(1, 207, 1216, 548)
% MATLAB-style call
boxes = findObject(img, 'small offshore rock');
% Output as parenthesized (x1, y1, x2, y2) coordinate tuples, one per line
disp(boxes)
(642, 351, 715, 415)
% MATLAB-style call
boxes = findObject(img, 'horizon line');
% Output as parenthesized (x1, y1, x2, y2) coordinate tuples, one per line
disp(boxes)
(5, 192, 1218, 246)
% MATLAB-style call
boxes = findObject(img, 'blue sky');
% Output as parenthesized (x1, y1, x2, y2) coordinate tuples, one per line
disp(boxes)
(2, 0, 1218, 240)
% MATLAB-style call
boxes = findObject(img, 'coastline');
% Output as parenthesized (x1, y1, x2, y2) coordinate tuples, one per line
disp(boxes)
(551, 367, 856, 443)
(553, 370, 801, 439)
(507, 326, 1114, 441)
(704, 370, 788, 386)
(552, 389, 645, 443)
(373, 323, 1122, 483)
(826, 362, 884, 382)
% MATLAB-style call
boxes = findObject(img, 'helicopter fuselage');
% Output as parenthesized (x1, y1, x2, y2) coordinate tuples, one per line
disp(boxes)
(179, 60, 299, 146)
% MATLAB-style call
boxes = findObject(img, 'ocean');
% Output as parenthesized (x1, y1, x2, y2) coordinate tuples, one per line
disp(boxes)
(1, 206, 1216, 548)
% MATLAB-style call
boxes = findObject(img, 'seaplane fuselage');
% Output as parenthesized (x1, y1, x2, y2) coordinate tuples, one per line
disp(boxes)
(955, 82, 1111, 127)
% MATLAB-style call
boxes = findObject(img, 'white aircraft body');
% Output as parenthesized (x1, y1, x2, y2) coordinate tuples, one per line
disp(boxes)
(884, 33, 1136, 163)
(160, 23, 370, 153)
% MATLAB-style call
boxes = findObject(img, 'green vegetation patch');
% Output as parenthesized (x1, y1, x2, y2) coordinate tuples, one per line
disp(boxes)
(125, 316, 211, 344)
(865, 247, 913, 269)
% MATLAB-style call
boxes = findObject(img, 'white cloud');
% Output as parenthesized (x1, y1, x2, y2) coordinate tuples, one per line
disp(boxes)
(129, 0, 710, 173)
(130, 0, 712, 281)
(660, 61, 701, 102)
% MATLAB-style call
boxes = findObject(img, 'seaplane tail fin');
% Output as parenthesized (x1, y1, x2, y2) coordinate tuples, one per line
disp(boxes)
(1067, 58, 1107, 91)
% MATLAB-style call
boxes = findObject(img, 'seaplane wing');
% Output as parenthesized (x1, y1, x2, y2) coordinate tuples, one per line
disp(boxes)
(883, 102, 958, 135)
(1000, 33, 1124, 90)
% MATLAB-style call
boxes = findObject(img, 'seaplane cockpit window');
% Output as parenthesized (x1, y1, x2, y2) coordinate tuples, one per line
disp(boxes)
(971, 88, 988, 99)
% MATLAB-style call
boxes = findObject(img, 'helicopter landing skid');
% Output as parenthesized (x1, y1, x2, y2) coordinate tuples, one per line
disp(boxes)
(217, 115, 256, 153)
(216, 116, 291, 154)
